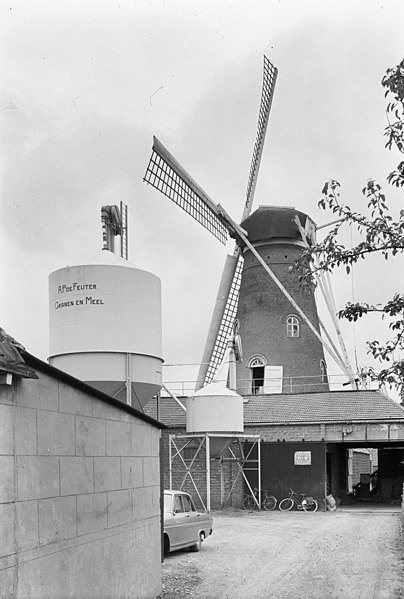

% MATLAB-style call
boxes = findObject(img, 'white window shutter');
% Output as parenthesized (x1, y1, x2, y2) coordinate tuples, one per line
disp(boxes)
(264, 366, 283, 394)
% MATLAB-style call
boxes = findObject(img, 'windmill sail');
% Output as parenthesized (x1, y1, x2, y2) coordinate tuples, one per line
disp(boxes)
(242, 56, 278, 221)
(195, 56, 277, 389)
(144, 136, 228, 245)
(195, 253, 244, 389)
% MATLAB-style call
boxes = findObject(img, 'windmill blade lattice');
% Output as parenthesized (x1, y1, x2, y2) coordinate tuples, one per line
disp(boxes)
(197, 254, 244, 388)
(242, 56, 278, 221)
(144, 136, 228, 245)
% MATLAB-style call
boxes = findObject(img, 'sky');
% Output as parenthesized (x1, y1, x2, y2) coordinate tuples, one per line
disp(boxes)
(1, 0, 403, 398)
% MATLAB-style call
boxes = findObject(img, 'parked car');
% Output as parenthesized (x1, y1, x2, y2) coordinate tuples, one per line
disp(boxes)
(163, 490, 213, 554)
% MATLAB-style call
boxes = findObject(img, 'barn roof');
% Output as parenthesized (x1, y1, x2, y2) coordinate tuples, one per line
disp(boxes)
(145, 395, 187, 428)
(243, 389, 404, 424)
(144, 389, 404, 428)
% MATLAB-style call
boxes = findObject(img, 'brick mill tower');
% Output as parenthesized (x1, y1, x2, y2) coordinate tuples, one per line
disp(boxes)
(235, 205, 329, 395)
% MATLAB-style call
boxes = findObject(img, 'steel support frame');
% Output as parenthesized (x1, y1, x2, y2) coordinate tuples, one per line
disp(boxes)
(168, 432, 261, 512)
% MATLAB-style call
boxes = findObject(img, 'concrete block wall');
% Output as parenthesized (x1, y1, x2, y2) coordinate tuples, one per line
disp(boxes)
(0, 372, 161, 599)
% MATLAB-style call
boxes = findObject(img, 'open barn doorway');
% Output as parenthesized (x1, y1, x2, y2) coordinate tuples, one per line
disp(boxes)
(327, 444, 404, 508)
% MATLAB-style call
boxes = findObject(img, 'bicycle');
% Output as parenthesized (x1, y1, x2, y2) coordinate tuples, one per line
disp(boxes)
(278, 488, 318, 512)
(243, 487, 277, 511)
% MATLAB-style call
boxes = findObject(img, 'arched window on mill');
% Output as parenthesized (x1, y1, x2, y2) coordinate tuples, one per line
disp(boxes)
(286, 315, 300, 338)
(248, 355, 266, 395)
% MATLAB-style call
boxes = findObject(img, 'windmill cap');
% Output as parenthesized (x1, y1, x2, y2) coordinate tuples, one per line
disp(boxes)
(240, 205, 316, 245)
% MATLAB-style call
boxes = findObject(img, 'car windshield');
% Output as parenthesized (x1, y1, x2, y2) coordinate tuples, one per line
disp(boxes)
(164, 493, 173, 513)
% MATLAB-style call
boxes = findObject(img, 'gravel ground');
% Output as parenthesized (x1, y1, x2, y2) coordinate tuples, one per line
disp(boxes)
(158, 508, 404, 599)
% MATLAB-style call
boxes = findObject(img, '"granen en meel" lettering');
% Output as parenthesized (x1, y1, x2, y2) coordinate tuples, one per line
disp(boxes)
(55, 301, 75, 309)
(85, 296, 104, 305)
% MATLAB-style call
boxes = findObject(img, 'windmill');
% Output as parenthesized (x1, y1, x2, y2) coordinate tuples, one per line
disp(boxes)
(144, 56, 358, 395)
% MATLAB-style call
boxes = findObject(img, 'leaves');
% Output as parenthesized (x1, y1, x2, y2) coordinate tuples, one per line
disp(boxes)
(295, 58, 404, 399)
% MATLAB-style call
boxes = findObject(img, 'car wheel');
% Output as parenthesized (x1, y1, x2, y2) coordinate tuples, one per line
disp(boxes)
(189, 532, 204, 552)
(163, 534, 170, 554)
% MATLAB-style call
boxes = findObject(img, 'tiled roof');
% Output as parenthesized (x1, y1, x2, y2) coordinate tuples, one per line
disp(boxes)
(243, 390, 404, 424)
(144, 389, 404, 428)
(145, 396, 187, 427)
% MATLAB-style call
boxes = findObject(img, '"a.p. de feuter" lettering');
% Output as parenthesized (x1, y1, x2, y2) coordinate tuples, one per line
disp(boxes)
(58, 283, 97, 294)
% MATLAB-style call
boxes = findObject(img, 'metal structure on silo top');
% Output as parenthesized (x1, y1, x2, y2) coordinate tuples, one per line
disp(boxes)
(48, 204, 162, 410)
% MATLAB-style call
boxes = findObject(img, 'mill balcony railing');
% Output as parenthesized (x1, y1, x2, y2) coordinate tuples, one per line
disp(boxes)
(160, 373, 354, 398)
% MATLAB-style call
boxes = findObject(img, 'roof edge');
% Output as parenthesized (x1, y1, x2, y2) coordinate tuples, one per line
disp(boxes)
(20, 351, 166, 429)
(245, 418, 404, 426)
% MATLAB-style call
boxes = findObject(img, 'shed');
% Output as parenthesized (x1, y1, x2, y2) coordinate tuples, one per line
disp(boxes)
(145, 389, 404, 510)
(0, 337, 165, 599)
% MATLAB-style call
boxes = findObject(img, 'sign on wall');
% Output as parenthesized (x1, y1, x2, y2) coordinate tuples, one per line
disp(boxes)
(294, 451, 312, 466)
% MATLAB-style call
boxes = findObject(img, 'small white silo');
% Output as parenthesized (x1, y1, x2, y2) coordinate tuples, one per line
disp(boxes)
(186, 381, 244, 456)
(48, 250, 162, 410)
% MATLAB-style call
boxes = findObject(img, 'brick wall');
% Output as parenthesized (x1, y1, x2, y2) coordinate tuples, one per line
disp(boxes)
(0, 370, 161, 599)
(236, 243, 329, 394)
(161, 422, 337, 510)
(161, 420, 404, 513)
(245, 423, 326, 442)
(161, 429, 244, 510)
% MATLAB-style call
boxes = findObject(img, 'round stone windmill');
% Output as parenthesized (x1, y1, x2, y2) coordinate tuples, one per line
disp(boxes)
(235, 205, 328, 395)
(144, 56, 355, 396)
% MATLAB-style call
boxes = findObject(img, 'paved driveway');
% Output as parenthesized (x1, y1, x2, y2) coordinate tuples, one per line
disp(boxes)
(160, 508, 404, 598)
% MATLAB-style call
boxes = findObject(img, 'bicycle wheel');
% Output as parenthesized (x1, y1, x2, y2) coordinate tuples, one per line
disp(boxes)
(302, 499, 318, 512)
(278, 498, 294, 511)
(243, 494, 256, 510)
(263, 495, 277, 511)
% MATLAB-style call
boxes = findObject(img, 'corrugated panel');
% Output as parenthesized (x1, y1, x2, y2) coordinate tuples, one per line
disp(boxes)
(243, 441, 326, 499)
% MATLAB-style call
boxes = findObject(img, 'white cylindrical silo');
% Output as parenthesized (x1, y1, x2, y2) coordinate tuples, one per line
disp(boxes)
(48, 251, 162, 409)
(186, 382, 244, 456)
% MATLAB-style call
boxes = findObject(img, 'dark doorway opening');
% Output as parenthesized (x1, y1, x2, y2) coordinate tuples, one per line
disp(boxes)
(252, 366, 264, 394)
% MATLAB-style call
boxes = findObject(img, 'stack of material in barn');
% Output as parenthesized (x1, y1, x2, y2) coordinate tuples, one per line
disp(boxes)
(359, 473, 371, 500)
(48, 249, 162, 410)
(380, 478, 393, 502)
(392, 476, 404, 503)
